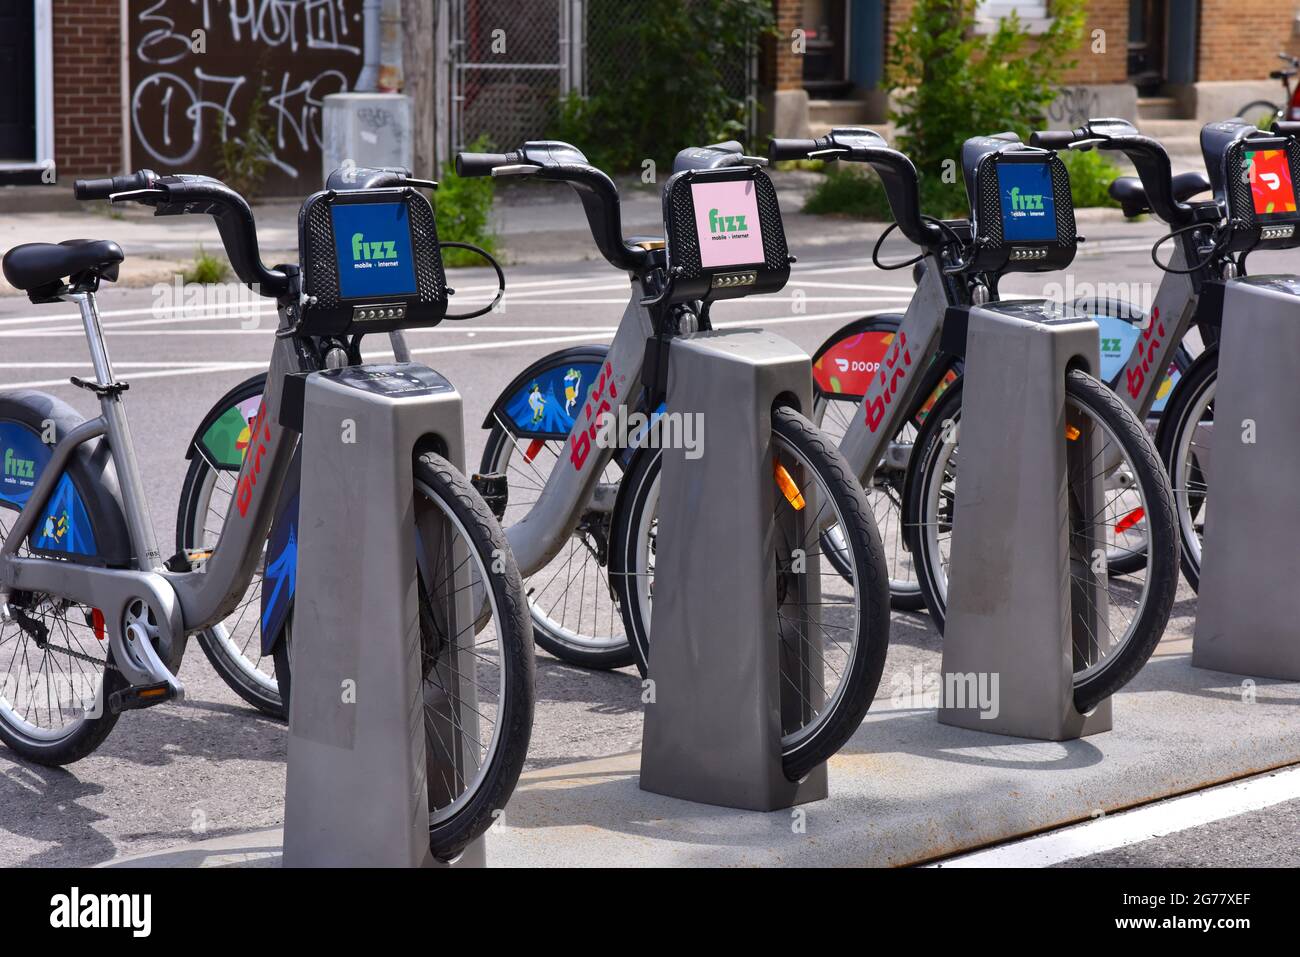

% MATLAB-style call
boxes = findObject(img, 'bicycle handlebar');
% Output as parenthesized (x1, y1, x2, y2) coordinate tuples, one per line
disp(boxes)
(1030, 118, 1194, 227)
(769, 129, 945, 247)
(454, 142, 650, 272)
(455, 152, 519, 177)
(73, 169, 291, 298)
(74, 170, 159, 200)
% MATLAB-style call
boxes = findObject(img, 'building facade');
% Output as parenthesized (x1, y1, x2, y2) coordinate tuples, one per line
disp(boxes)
(764, 0, 1300, 136)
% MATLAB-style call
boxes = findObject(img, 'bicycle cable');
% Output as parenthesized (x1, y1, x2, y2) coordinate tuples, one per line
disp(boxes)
(439, 241, 507, 320)
(1151, 220, 1236, 275)
(871, 216, 967, 271)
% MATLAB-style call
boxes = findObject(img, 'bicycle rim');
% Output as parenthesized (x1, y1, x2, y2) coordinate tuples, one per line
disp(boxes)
(0, 507, 106, 743)
(486, 422, 626, 654)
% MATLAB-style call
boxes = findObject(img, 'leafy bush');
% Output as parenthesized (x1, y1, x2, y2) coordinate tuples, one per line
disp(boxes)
(434, 135, 499, 268)
(803, 165, 893, 220)
(1059, 147, 1120, 208)
(551, 0, 774, 173)
(215, 77, 273, 203)
(184, 245, 232, 284)
(889, 0, 1086, 217)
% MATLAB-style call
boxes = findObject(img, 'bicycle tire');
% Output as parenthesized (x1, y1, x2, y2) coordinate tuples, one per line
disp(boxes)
(1155, 345, 1218, 593)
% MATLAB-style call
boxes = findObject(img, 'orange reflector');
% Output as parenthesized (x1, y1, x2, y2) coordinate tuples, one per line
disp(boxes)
(138, 687, 168, 699)
(1115, 507, 1146, 535)
(92, 608, 106, 641)
(774, 461, 806, 510)
(1065, 424, 1081, 441)
(524, 438, 545, 463)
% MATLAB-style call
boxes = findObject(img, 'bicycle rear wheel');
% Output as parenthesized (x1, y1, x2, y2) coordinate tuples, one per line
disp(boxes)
(609, 406, 891, 781)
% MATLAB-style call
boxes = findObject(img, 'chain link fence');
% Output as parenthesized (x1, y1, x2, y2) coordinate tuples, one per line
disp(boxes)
(449, 0, 757, 154)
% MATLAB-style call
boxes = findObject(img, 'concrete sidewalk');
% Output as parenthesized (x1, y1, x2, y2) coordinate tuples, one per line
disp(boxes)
(103, 646, 1300, 868)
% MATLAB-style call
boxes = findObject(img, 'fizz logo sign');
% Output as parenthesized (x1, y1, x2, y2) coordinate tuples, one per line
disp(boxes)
(569, 361, 619, 471)
(236, 403, 273, 517)
(865, 332, 913, 433)
(3, 448, 34, 480)
(351, 233, 398, 262)
(708, 209, 750, 234)
(1008, 187, 1045, 212)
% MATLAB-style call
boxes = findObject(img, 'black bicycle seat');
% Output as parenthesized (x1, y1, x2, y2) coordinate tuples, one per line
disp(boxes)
(2, 239, 123, 294)
(1109, 171, 1211, 218)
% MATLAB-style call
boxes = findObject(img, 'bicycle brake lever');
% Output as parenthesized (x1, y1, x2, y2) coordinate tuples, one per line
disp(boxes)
(109, 187, 167, 205)
(807, 148, 849, 160)
(491, 165, 542, 177)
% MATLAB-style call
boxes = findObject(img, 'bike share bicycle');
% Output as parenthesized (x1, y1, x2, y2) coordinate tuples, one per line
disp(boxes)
(453, 141, 891, 780)
(1027, 117, 1300, 595)
(768, 128, 1180, 712)
(0, 167, 531, 858)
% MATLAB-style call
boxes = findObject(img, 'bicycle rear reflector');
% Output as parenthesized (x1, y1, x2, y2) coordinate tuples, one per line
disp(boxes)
(298, 187, 448, 335)
(963, 137, 1077, 274)
(1202, 120, 1300, 252)
(661, 165, 792, 304)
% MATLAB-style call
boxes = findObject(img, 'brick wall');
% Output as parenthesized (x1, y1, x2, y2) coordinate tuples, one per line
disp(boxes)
(1060, 0, 1127, 84)
(762, 0, 807, 92)
(1198, 0, 1299, 82)
(53, 0, 123, 177)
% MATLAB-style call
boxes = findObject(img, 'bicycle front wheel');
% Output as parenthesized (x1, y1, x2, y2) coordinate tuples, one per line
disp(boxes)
(609, 406, 891, 781)
(906, 370, 1179, 712)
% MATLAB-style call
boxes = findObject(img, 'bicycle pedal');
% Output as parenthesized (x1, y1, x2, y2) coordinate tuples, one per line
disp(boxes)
(108, 680, 179, 715)
(471, 472, 509, 520)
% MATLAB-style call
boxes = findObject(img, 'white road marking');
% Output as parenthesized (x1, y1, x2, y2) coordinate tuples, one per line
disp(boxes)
(0, 307, 887, 388)
(933, 765, 1300, 868)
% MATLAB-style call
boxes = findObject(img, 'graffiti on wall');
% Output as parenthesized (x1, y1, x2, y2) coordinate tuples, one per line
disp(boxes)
(129, 0, 365, 191)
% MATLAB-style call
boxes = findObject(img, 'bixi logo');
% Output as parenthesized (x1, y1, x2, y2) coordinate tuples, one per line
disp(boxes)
(3, 448, 35, 480)
(350, 232, 398, 262)
(707, 208, 749, 234)
(1008, 187, 1045, 212)
(50, 887, 151, 937)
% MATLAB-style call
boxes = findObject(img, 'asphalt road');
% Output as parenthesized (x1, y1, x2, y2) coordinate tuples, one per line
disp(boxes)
(0, 216, 1296, 867)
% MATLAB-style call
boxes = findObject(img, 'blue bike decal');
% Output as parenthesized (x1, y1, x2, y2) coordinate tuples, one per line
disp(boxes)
(1091, 314, 1182, 413)
(0, 422, 98, 557)
(260, 449, 301, 654)
(503, 362, 602, 436)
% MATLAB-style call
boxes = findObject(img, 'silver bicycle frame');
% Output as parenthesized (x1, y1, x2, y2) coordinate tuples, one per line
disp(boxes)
(505, 279, 654, 576)
(0, 292, 306, 692)
(831, 244, 1202, 484)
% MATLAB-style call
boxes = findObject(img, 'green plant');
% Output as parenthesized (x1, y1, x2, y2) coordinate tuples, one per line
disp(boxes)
(185, 245, 232, 284)
(551, 0, 774, 173)
(889, 0, 1087, 217)
(1059, 147, 1120, 208)
(215, 76, 273, 202)
(435, 135, 499, 268)
(803, 165, 893, 220)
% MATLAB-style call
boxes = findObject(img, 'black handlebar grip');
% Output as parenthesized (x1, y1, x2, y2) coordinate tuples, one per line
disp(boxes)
(1029, 130, 1079, 150)
(1272, 121, 1300, 137)
(768, 138, 819, 162)
(73, 171, 153, 200)
(455, 152, 513, 177)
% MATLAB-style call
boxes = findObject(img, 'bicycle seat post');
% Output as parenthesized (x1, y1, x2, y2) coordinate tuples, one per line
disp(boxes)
(67, 289, 162, 570)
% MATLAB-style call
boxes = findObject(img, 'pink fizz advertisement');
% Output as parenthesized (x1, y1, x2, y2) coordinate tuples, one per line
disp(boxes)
(691, 179, 765, 268)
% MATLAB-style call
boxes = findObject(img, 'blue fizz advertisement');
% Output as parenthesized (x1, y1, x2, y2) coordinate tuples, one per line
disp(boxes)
(997, 162, 1057, 242)
(330, 201, 418, 299)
